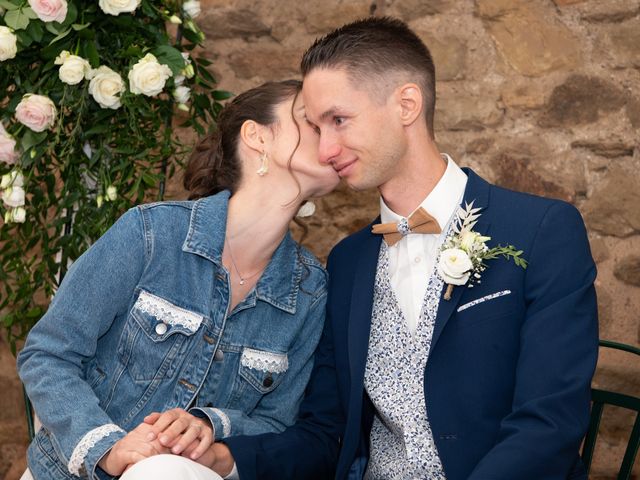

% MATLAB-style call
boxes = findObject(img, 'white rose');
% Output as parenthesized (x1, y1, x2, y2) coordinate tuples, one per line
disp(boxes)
(173, 85, 190, 104)
(0, 26, 18, 62)
(105, 185, 117, 201)
(6, 206, 26, 223)
(183, 0, 201, 18)
(98, 0, 141, 16)
(89, 66, 125, 109)
(128, 54, 172, 97)
(438, 248, 473, 286)
(0, 126, 18, 165)
(15, 94, 57, 132)
(28, 0, 68, 23)
(0, 170, 24, 189)
(55, 51, 91, 85)
(2, 185, 26, 208)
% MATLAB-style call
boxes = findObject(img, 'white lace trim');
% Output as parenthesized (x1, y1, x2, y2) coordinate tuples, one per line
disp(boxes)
(68, 423, 124, 476)
(134, 290, 203, 332)
(241, 348, 288, 373)
(211, 408, 231, 437)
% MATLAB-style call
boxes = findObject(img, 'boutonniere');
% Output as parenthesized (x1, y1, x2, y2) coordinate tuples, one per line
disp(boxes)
(438, 201, 528, 300)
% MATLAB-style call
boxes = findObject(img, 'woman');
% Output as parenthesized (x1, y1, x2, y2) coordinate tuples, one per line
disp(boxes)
(18, 80, 340, 480)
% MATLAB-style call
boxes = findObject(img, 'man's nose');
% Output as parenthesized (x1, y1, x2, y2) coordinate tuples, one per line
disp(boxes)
(318, 133, 341, 165)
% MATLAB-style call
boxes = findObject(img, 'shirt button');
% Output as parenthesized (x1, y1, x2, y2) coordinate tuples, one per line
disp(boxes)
(155, 323, 168, 335)
(214, 349, 224, 361)
(414, 256, 421, 263)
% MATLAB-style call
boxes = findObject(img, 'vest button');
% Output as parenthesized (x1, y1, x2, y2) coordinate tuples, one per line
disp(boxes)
(263, 374, 273, 388)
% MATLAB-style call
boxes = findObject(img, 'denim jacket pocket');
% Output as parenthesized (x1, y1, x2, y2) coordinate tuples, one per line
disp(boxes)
(120, 290, 204, 383)
(238, 347, 288, 394)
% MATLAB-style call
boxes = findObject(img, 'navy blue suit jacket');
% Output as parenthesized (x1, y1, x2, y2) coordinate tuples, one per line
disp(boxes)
(225, 169, 599, 479)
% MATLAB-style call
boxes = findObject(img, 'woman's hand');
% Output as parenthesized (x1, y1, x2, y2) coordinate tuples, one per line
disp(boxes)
(98, 422, 169, 476)
(144, 408, 214, 460)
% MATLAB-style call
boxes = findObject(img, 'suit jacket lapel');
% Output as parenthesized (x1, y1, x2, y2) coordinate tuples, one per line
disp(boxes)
(347, 223, 383, 387)
(430, 168, 492, 353)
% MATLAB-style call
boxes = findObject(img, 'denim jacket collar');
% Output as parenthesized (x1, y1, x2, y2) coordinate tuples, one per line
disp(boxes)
(183, 190, 302, 314)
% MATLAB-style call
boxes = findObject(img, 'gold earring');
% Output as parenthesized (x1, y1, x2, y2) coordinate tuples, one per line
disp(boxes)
(256, 152, 269, 176)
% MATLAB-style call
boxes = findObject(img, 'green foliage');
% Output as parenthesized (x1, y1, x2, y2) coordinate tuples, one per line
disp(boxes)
(0, 0, 232, 351)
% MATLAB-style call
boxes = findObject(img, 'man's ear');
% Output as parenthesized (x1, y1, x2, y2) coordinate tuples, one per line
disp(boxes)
(239, 120, 268, 154)
(396, 83, 423, 126)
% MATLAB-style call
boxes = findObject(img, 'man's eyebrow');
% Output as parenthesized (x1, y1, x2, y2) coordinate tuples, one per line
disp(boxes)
(319, 107, 340, 121)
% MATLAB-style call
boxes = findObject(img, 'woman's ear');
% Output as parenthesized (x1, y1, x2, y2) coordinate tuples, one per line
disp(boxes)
(239, 119, 268, 154)
(396, 83, 423, 126)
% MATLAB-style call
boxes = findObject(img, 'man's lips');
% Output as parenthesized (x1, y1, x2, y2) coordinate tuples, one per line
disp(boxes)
(333, 159, 356, 176)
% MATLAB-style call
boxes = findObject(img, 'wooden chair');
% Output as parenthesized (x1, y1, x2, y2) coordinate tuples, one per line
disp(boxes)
(582, 340, 640, 479)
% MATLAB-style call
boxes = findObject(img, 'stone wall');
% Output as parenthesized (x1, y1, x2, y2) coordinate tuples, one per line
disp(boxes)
(1, 0, 638, 478)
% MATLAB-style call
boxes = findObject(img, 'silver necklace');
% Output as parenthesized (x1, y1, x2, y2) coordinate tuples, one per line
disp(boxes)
(225, 237, 264, 285)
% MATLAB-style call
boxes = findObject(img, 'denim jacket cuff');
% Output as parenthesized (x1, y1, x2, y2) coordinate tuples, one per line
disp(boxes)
(189, 407, 231, 441)
(68, 423, 125, 479)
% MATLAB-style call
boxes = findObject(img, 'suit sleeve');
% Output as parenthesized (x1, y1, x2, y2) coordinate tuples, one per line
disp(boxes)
(222, 251, 345, 479)
(468, 201, 599, 479)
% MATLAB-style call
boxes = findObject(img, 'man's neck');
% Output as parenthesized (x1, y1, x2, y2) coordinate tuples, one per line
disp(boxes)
(379, 141, 447, 217)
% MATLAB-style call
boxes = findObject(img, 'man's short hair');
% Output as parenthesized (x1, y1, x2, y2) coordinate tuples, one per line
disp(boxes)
(301, 16, 437, 138)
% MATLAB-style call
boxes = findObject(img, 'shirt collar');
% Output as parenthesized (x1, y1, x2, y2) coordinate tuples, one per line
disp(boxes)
(380, 153, 468, 229)
(183, 190, 302, 314)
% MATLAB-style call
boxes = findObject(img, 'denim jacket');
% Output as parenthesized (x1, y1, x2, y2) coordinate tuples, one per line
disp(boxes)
(17, 191, 328, 480)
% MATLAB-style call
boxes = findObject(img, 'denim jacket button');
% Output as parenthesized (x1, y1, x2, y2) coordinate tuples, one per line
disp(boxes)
(214, 349, 224, 361)
(155, 322, 168, 335)
(263, 374, 273, 388)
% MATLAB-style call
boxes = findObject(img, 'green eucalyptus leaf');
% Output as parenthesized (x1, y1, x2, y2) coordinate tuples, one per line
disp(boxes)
(0, 0, 19, 11)
(71, 22, 91, 31)
(48, 28, 71, 45)
(4, 9, 30, 30)
(152, 45, 186, 76)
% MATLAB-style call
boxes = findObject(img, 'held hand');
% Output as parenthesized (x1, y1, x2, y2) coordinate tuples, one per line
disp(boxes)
(195, 442, 235, 477)
(144, 408, 214, 460)
(97, 423, 169, 476)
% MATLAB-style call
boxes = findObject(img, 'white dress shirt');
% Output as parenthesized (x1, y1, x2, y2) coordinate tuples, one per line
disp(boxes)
(379, 154, 467, 333)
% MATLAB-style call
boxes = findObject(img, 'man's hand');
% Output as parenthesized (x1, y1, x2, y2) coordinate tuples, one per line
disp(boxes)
(98, 423, 169, 476)
(144, 408, 213, 460)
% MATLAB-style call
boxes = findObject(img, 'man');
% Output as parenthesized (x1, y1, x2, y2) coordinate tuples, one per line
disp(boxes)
(215, 16, 599, 479)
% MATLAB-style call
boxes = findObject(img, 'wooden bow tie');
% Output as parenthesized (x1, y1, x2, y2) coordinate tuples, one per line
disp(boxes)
(371, 207, 441, 246)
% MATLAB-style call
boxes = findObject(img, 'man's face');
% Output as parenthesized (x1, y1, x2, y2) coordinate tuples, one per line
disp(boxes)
(302, 68, 406, 191)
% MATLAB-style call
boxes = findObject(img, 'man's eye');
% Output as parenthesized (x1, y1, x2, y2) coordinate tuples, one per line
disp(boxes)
(334, 117, 345, 126)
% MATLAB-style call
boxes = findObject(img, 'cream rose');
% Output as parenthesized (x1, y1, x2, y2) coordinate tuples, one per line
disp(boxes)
(0, 26, 18, 62)
(15, 94, 57, 132)
(0, 170, 24, 189)
(88, 66, 125, 109)
(173, 85, 191, 104)
(28, 0, 68, 23)
(128, 54, 172, 97)
(460, 230, 490, 252)
(2, 186, 26, 208)
(5, 206, 26, 223)
(55, 51, 91, 85)
(438, 248, 473, 286)
(99, 0, 141, 16)
(183, 0, 201, 18)
(0, 125, 18, 165)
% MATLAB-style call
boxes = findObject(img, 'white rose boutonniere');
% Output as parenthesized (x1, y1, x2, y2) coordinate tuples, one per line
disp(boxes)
(439, 201, 527, 300)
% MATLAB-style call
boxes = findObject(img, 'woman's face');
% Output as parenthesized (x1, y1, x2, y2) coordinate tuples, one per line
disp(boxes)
(270, 94, 340, 198)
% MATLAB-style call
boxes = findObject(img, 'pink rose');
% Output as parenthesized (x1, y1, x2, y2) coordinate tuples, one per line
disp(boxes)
(28, 0, 68, 23)
(0, 124, 18, 164)
(15, 94, 57, 132)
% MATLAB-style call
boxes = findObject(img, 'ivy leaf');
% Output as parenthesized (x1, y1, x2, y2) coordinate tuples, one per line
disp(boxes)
(152, 45, 186, 76)
(4, 9, 30, 30)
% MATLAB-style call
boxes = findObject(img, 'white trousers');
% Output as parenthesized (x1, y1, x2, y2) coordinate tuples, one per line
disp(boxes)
(120, 455, 223, 480)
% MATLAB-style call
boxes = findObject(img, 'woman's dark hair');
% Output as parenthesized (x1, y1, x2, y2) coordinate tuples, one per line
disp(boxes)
(184, 80, 302, 200)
